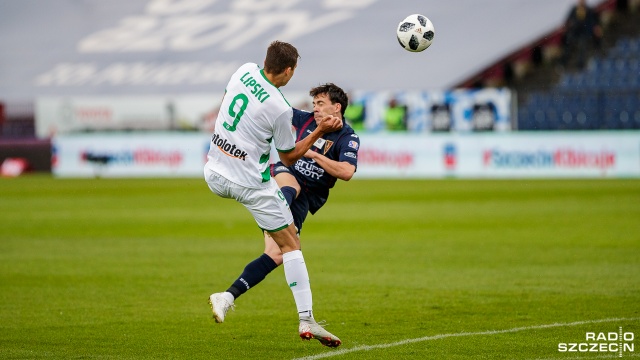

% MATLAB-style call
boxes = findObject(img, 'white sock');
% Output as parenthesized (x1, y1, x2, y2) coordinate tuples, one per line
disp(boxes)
(282, 250, 313, 319)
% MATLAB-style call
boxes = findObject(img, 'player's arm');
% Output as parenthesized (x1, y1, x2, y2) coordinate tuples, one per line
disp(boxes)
(304, 150, 356, 181)
(278, 115, 342, 167)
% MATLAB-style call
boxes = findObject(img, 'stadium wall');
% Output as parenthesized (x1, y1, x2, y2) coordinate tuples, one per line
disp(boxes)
(0, 139, 51, 172)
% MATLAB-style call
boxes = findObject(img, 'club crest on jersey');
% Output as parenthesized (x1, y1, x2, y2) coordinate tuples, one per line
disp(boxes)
(322, 140, 334, 154)
(313, 138, 334, 155)
(211, 133, 248, 161)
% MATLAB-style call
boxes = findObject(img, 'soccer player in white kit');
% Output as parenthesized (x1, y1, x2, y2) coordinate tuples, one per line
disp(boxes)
(204, 41, 343, 347)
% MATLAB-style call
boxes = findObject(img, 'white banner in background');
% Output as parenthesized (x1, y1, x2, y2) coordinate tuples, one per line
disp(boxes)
(52, 133, 211, 177)
(52, 132, 640, 178)
(356, 132, 640, 178)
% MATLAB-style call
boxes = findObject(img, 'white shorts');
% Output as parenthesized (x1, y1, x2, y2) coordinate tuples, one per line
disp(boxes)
(204, 168, 293, 232)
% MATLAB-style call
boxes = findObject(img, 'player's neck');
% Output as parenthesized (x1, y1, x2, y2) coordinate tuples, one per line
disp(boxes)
(264, 71, 285, 88)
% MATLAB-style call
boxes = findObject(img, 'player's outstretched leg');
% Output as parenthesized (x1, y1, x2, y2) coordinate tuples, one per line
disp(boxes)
(299, 317, 342, 348)
(208, 292, 235, 323)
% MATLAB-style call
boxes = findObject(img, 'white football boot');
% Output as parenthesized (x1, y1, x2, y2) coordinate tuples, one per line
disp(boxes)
(299, 318, 342, 348)
(208, 292, 235, 323)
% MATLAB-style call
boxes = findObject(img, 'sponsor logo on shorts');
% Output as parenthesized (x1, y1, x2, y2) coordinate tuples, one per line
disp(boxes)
(211, 133, 248, 160)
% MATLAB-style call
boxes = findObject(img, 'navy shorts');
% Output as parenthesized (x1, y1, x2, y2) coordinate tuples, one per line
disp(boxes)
(271, 163, 310, 233)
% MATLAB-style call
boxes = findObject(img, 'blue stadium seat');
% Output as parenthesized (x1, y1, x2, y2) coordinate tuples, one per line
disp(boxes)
(595, 73, 611, 89)
(627, 38, 640, 54)
(530, 36, 640, 131)
(518, 109, 535, 130)
(532, 109, 550, 130)
(617, 110, 635, 129)
(616, 38, 633, 52)
(559, 74, 585, 89)
(600, 58, 616, 74)
(633, 110, 640, 129)
(603, 109, 620, 129)
(586, 58, 601, 73)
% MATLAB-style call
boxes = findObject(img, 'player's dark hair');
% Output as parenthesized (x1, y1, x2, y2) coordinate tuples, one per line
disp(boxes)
(264, 41, 300, 75)
(309, 83, 349, 117)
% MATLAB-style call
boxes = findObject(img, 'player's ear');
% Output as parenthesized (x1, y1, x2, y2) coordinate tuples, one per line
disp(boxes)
(334, 102, 342, 115)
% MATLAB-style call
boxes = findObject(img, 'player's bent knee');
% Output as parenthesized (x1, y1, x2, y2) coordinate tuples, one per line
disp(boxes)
(274, 172, 301, 194)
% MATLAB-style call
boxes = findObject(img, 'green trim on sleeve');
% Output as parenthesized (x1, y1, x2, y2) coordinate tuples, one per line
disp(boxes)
(277, 147, 295, 153)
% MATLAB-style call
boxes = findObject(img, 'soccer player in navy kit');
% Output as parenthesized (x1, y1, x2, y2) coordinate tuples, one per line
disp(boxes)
(216, 83, 359, 346)
(270, 83, 359, 234)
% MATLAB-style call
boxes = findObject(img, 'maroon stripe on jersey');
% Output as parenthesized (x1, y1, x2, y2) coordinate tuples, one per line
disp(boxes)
(296, 115, 315, 142)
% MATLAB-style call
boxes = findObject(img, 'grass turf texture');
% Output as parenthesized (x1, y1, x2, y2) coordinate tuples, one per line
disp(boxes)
(0, 176, 638, 359)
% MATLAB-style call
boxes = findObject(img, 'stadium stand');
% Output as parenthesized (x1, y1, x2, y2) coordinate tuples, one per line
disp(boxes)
(457, 0, 640, 131)
(518, 35, 640, 130)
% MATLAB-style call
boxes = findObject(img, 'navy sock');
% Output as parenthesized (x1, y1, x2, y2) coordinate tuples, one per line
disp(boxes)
(281, 186, 297, 206)
(226, 253, 278, 299)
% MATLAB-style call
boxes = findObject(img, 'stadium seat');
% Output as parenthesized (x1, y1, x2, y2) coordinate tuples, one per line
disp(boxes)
(533, 109, 550, 130)
(633, 110, 640, 129)
(617, 111, 634, 129)
(603, 109, 620, 129)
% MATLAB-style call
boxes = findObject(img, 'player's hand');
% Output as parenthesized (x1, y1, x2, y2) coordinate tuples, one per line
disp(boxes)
(317, 115, 343, 133)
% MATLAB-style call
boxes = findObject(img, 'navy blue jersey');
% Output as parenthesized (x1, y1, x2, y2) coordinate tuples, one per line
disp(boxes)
(272, 108, 359, 216)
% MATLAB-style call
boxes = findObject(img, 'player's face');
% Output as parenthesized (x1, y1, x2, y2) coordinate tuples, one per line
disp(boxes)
(312, 93, 339, 122)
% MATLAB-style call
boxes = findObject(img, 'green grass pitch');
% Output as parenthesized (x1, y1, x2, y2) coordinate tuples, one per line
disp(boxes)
(1, 176, 638, 359)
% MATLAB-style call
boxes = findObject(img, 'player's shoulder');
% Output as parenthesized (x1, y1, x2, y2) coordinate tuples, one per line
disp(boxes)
(339, 121, 359, 139)
(238, 62, 258, 72)
(292, 108, 313, 125)
(230, 62, 258, 83)
(335, 121, 360, 148)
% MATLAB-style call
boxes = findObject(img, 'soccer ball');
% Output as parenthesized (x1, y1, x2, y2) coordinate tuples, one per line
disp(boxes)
(396, 14, 435, 52)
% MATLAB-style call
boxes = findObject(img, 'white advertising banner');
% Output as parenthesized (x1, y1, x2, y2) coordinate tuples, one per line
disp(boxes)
(356, 132, 640, 178)
(52, 133, 211, 178)
(52, 132, 640, 178)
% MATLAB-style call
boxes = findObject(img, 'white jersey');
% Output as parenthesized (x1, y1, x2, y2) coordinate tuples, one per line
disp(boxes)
(205, 63, 295, 188)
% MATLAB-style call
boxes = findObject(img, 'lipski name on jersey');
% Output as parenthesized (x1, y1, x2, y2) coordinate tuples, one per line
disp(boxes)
(212, 133, 248, 160)
(239, 72, 271, 103)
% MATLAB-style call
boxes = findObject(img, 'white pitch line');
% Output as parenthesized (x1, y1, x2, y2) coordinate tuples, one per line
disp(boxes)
(293, 317, 640, 360)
